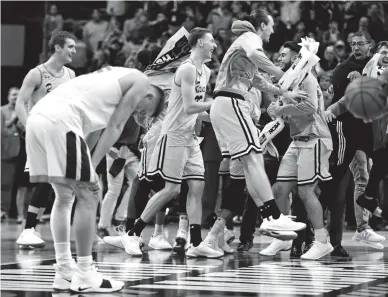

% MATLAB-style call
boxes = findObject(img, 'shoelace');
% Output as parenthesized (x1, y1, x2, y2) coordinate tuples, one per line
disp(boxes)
(360, 230, 372, 240)
(30, 228, 42, 238)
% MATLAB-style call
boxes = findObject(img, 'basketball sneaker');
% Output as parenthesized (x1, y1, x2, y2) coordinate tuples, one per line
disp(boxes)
(259, 239, 292, 256)
(352, 229, 385, 249)
(218, 230, 234, 254)
(120, 234, 143, 256)
(103, 235, 124, 249)
(53, 261, 75, 291)
(16, 228, 46, 248)
(70, 266, 124, 293)
(148, 234, 172, 250)
(186, 235, 224, 258)
(259, 215, 304, 239)
(173, 228, 188, 255)
(300, 240, 333, 260)
(224, 228, 235, 245)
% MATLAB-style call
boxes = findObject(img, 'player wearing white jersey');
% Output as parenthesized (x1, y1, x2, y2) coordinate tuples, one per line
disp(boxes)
(260, 41, 334, 260)
(119, 28, 223, 259)
(15, 31, 76, 250)
(25, 66, 164, 293)
(205, 10, 308, 249)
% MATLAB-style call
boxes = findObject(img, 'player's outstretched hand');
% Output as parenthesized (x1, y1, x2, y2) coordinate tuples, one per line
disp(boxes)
(88, 172, 101, 196)
(283, 90, 308, 101)
(325, 110, 336, 123)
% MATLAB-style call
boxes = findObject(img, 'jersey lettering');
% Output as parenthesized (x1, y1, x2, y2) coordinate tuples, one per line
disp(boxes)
(194, 95, 203, 102)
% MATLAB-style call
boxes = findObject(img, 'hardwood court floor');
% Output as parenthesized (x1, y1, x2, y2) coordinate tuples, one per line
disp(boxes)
(2, 221, 388, 297)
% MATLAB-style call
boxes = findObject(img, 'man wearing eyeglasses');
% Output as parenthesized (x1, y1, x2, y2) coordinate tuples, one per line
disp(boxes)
(319, 31, 379, 257)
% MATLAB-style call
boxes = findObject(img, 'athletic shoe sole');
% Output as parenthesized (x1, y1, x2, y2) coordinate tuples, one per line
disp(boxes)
(259, 229, 298, 240)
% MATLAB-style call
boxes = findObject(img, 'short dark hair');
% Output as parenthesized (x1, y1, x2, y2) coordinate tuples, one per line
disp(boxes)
(48, 31, 76, 53)
(188, 27, 212, 48)
(283, 41, 301, 54)
(240, 9, 270, 29)
(136, 50, 151, 67)
(352, 30, 372, 42)
(376, 41, 388, 52)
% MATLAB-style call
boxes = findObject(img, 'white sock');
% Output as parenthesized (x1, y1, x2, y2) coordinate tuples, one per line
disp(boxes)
(77, 255, 93, 273)
(210, 218, 226, 237)
(179, 215, 188, 231)
(153, 224, 163, 236)
(315, 228, 327, 243)
(54, 243, 72, 266)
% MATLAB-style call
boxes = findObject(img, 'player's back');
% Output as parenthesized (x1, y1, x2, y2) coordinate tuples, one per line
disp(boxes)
(161, 60, 208, 146)
(29, 64, 73, 111)
(31, 66, 140, 135)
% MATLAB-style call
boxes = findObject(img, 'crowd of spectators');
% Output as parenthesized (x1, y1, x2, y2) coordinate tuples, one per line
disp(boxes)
(42, 1, 388, 93)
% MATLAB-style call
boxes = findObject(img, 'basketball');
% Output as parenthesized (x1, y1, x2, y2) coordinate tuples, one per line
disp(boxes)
(344, 76, 388, 121)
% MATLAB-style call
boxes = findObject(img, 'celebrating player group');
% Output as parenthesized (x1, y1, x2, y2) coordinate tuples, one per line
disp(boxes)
(14, 7, 388, 294)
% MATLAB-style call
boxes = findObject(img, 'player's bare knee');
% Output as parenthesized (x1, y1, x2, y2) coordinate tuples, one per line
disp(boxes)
(187, 179, 205, 194)
(297, 184, 316, 202)
(51, 183, 74, 207)
(71, 182, 100, 206)
(163, 182, 181, 198)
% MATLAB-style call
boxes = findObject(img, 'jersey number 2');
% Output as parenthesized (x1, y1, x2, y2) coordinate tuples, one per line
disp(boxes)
(46, 83, 52, 93)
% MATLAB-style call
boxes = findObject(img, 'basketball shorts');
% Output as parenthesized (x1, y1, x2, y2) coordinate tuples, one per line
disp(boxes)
(25, 113, 96, 184)
(218, 158, 245, 179)
(147, 134, 205, 184)
(276, 138, 332, 185)
(138, 121, 162, 181)
(210, 93, 262, 160)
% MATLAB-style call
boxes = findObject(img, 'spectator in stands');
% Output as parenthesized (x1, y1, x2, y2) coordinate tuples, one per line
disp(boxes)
(44, 4, 63, 37)
(83, 9, 109, 59)
(322, 20, 342, 46)
(69, 28, 88, 75)
(1, 87, 22, 220)
(123, 8, 148, 44)
(318, 72, 334, 109)
(316, 45, 339, 74)
(368, 4, 387, 43)
(303, 9, 320, 37)
(293, 21, 306, 43)
(206, 1, 233, 35)
(359, 16, 370, 31)
(334, 40, 347, 63)
(88, 46, 111, 72)
(280, 1, 301, 28)
(344, 2, 366, 36)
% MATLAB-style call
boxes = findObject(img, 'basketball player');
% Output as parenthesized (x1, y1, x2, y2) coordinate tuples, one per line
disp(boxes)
(97, 116, 141, 238)
(25, 66, 164, 292)
(259, 41, 334, 260)
(322, 31, 385, 255)
(103, 44, 192, 253)
(203, 10, 308, 250)
(15, 31, 76, 249)
(118, 28, 223, 258)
